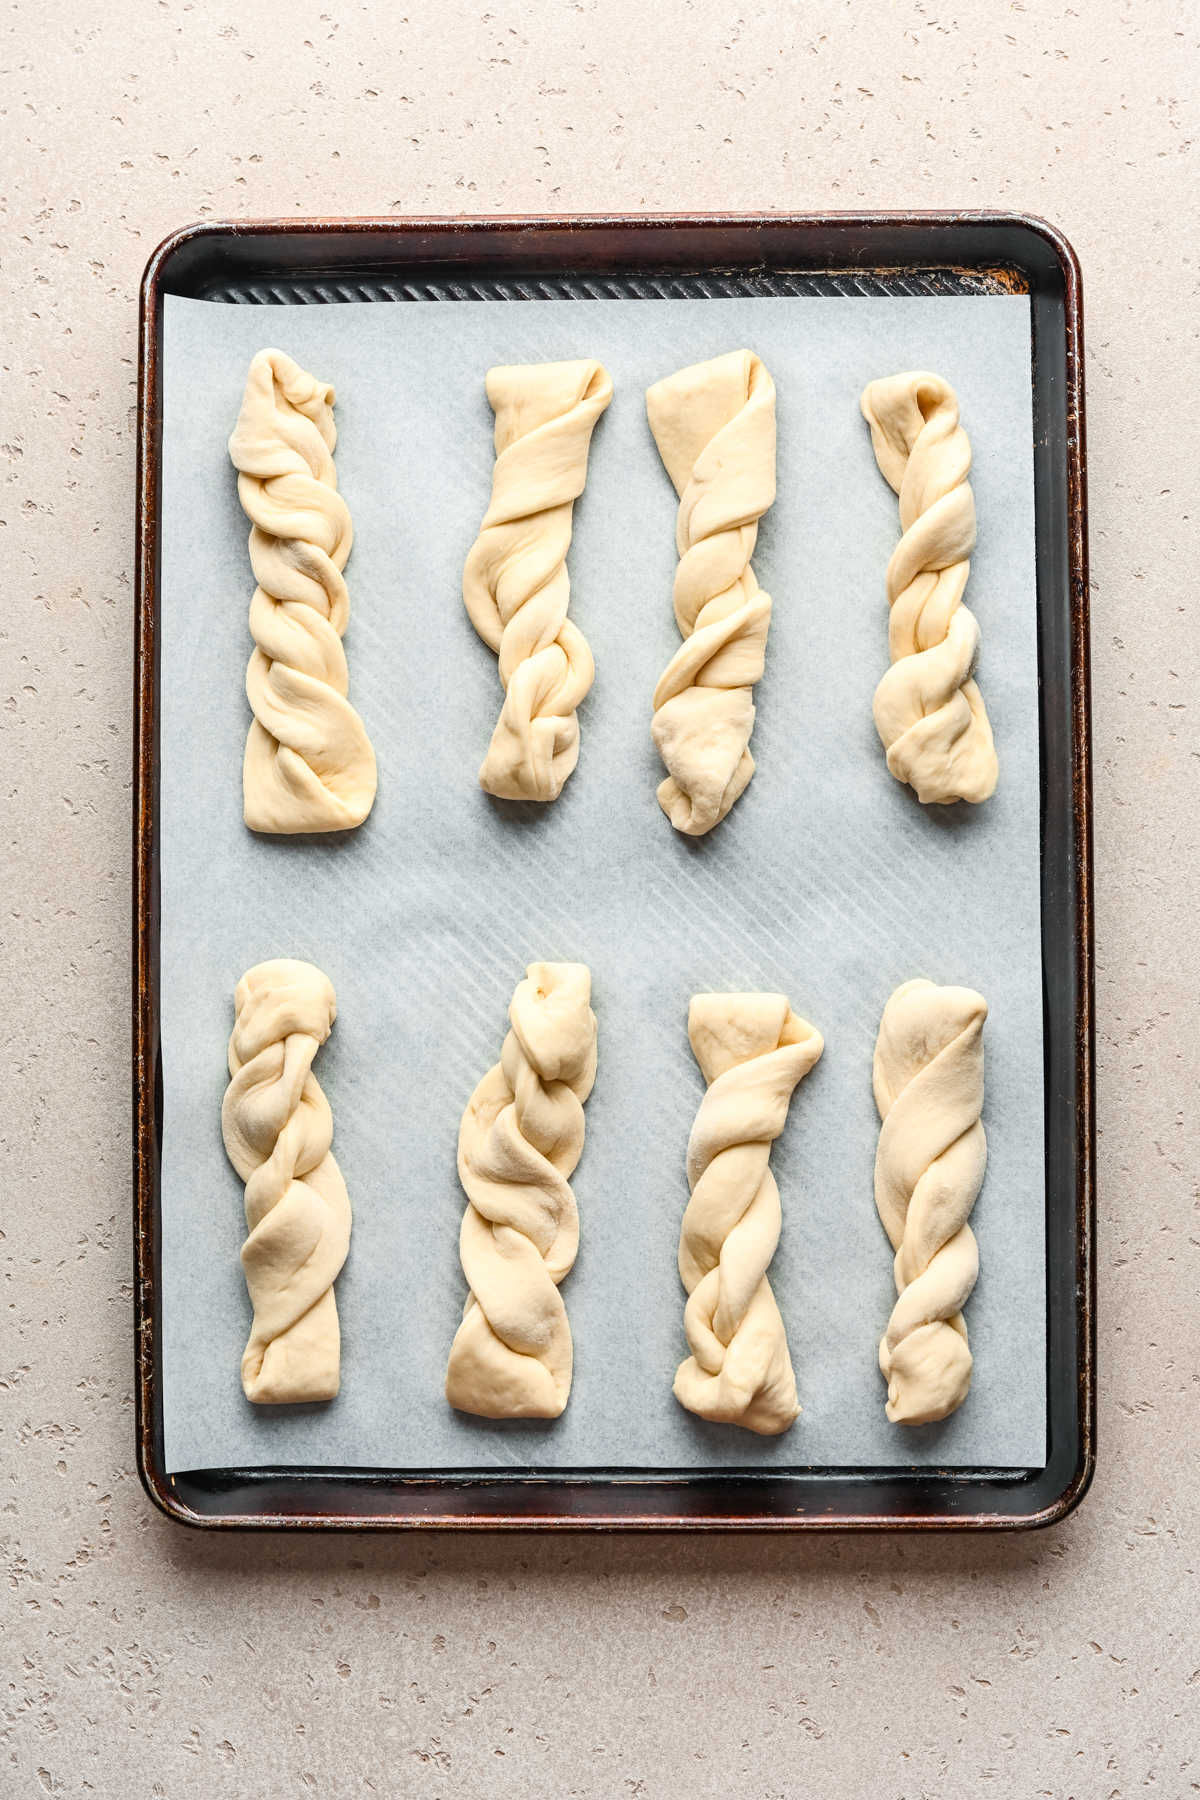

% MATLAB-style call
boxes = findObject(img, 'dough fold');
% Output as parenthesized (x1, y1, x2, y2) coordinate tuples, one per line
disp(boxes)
(674, 993, 822, 1435)
(221, 958, 351, 1403)
(647, 349, 776, 835)
(463, 360, 612, 801)
(229, 348, 377, 833)
(447, 962, 597, 1418)
(873, 978, 988, 1425)
(860, 371, 998, 804)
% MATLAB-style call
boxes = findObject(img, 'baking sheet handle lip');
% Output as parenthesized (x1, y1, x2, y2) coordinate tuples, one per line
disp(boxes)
(132, 209, 1094, 1533)
(153, 1446, 1085, 1533)
(138, 207, 1083, 294)
(131, 1487, 1082, 1536)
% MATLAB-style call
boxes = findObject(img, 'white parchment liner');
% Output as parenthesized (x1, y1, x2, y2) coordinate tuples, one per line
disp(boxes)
(160, 290, 1044, 1473)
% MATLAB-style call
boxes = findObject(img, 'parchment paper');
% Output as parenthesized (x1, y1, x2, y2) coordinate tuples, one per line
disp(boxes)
(160, 288, 1044, 1474)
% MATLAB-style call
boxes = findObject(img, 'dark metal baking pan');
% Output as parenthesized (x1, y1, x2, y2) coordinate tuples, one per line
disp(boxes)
(134, 213, 1092, 1529)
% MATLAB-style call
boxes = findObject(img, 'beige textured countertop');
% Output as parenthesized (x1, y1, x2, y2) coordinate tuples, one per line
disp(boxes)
(3, 2, 1197, 1794)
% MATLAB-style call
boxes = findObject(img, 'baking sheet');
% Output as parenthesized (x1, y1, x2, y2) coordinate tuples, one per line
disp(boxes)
(159, 288, 1045, 1475)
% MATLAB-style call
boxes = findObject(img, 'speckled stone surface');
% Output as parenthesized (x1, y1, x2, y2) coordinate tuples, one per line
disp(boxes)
(2, 3, 1197, 1795)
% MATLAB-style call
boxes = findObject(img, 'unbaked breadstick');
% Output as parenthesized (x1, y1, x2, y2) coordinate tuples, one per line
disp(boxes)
(674, 993, 822, 1434)
(873, 978, 988, 1425)
(228, 348, 377, 834)
(860, 371, 998, 805)
(221, 959, 351, 1403)
(463, 361, 612, 801)
(648, 349, 776, 835)
(447, 962, 597, 1418)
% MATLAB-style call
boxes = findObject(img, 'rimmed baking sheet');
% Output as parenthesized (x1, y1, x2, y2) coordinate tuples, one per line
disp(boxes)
(157, 284, 1045, 1478)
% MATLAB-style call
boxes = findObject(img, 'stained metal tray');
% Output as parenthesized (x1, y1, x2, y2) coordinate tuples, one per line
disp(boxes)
(134, 213, 1093, 1529)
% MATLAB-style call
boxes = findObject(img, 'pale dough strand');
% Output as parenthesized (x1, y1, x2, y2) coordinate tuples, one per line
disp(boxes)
(648, 349, 776, 835)
(463, 360, 612, 801)
(873, 978, 988, 1425)
(229, 348, 377, 834)
(221, 959, 351, 1404)
(860, 371, 998, 805)
(447, 962, 597, 1418)
(674, 993, 823, 1435)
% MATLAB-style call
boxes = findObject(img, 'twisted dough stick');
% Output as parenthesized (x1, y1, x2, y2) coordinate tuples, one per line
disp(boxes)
(860, 372, 998, 805)
(447, 962, 597, 1418)
(873, 978, 988, 1425)
(463, 361, 612, 801)
(674, 993, 823, 1434)
(648, 350, 776, 835)
(229, 348, 377, 834)
(221, 959, 351, 1403)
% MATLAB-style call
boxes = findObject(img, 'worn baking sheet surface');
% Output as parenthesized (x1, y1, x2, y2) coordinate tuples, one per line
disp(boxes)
(159, 289, 1044, 1474)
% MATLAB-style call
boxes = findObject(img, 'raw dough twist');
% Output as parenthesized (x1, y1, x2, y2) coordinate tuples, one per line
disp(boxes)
(221, 959, 351, 1404)
(674, 993, 823, 1434)
(648, 350, 776, 835)
(463, 360, 612, 801)
(229, 348, 377, 834)
(860, 371, 998, 805)
(447, 962, 597, 1418)
(873, 978, 988, 1425)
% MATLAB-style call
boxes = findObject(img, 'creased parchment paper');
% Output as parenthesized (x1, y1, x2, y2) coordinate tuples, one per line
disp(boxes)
(160, 289, 1044, 1473)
